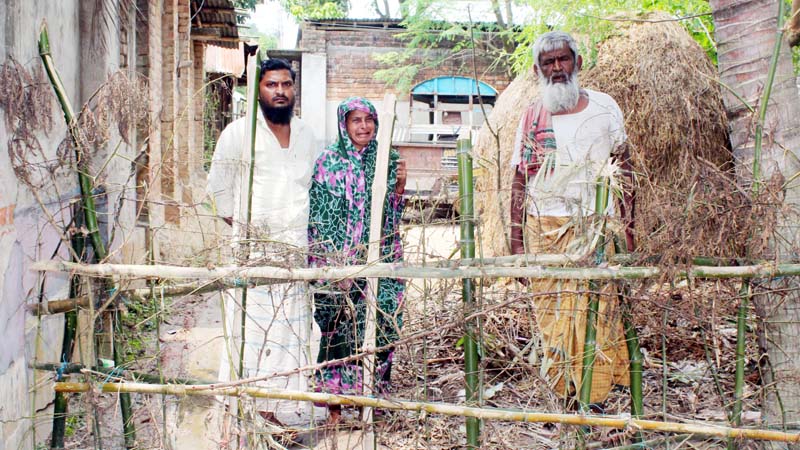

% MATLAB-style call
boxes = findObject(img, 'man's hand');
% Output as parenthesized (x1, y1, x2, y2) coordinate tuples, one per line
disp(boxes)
(395, 159, 407, 195)
(510, 170, 529, 287)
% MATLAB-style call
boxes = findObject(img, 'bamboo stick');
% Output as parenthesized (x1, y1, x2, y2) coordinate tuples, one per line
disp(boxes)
(39, 21, 135, 448)
(28, 280, 258, 315)
(457, 138, 481, 449)
(361, 93, 397, 450)
(34, 260, 800, 282)
(51, 218, 86, 449)
(34, 362, 214, 385)
(38, 22, 106, 263)
(732, 282, 750, 431)
(579, 176, 611, 415)
(52, 382, 800, 443)
(238, 49, 261, 388)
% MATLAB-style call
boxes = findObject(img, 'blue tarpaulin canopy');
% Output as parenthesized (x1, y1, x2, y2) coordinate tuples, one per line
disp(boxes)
(412, 76, 497, 97)
(411, 76, 497, 105)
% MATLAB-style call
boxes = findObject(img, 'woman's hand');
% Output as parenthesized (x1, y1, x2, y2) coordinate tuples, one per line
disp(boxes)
(395, 159, 407, 195)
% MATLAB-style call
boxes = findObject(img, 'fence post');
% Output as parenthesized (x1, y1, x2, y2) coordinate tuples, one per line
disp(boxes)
(457, 137, 481, 448)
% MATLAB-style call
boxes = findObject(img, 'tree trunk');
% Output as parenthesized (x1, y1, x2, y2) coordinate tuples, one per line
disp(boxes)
(710, 0, 800, 445)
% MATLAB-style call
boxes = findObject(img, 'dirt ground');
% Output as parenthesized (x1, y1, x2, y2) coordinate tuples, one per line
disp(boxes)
(59, 223, 766, 449)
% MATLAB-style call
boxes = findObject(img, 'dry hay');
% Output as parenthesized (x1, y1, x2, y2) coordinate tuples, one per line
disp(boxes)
(473, 14, 770, 263)
(384, 279, 763, 449)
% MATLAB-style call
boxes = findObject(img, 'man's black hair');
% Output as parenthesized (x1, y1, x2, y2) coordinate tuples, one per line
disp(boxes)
(259, 58, 296, 82)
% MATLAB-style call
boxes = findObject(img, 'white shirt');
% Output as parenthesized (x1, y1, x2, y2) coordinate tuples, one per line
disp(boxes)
(207, 109, 319, 247)
(511, 89, 626, 217)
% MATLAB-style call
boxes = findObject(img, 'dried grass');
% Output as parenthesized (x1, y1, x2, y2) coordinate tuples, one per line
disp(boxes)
(473, 14, 778, 264)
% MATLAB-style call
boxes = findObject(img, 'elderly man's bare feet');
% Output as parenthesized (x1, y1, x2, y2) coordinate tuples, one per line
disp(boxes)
(326, 405, 342, 428)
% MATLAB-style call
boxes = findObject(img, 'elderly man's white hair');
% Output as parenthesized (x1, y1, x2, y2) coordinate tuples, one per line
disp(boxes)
(532, 31, 580, 69)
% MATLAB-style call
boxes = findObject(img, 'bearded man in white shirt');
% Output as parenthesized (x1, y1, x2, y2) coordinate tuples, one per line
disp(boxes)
(207, 58, 323, 428)
(509, 31, 636, 406)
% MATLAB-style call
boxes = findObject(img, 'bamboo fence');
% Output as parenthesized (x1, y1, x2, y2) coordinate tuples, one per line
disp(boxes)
(51, 382, 800, 444)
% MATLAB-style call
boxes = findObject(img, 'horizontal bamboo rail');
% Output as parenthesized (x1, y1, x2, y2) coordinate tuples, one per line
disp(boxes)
(53, 382, 800, 443)
(27, 280, 269, 315)
(32, 260, 800, 282)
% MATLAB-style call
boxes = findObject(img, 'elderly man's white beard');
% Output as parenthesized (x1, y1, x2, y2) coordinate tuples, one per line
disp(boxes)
(538, 72, 581, 113)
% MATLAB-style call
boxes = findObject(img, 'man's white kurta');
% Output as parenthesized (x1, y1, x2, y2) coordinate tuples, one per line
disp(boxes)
(511, 89, 627, 217)
(207, 109, 323, 426)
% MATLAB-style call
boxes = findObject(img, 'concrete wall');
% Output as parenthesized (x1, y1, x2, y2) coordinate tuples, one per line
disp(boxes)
(1, 2, 81, 449)
(0, 1, 139, 448)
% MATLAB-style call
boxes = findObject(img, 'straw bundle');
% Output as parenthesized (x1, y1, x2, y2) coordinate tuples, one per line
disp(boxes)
(474, 15, 736, 260)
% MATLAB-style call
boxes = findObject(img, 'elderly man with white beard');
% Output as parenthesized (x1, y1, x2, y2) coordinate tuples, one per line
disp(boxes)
(509, 31, 636, 406)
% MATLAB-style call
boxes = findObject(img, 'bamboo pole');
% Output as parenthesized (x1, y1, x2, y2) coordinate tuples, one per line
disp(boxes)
(34, 260, 800, 282)
(732, 282, 750, 429)
(238, 50, 261, 386)
(27, 280, 258, 315)
(38, 21, 135, 448)
(51, 214, 86, 449)
(579, 176, 611, 415)
(37, 21, 106, 262)
(34, 362, 214, 385)
(361, 93, 397, 450)
(612, 237, 644, 443)
(729, 0, 786, 441)
(457, 138, 481, 449)
(52, 382, 800, 443)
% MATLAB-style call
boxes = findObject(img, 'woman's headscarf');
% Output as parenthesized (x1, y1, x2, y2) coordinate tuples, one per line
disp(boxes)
(309, 97, 400, 267)
(334, 97, 379, 156)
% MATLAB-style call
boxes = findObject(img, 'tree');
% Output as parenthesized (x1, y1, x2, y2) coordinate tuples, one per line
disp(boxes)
(709, 0, 800, 444)
(232, 0, 259, 9)
(281, 0, 348, 19)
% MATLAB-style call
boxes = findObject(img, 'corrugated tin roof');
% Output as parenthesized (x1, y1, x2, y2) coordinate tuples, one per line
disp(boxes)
(204, 42, 245, 77)
(303, 17, 503, 30)
(191, 0, 240, 49)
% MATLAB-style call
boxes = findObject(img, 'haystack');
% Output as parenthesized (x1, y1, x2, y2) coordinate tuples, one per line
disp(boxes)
(474, 14, 732, 259)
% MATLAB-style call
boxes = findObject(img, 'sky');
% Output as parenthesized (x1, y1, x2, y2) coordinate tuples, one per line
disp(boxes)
(245, 0, 534, 49)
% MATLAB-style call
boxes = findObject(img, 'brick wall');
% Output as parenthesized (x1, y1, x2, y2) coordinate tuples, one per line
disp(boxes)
(161, 0, 179, 223)
(192, 41, 205, 181)
(299, 23, 512, 101)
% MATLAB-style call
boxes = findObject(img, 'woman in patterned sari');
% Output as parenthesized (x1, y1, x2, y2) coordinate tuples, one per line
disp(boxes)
(308, 97, 406, 424)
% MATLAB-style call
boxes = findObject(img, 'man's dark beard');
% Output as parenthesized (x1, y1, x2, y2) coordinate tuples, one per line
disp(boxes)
(259, 97, 294, 125)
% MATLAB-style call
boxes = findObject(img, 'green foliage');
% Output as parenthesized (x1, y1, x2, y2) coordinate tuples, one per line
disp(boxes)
(373, 49, 419, 93)
(282, 0, 348, 19)
(376, 0, 719, 88)
(65, 415, 82, 438)
(511, 0, 717, 72)
(374, 0, 513, 94)
(258, 33, 280, 51)
(232, 0, 259, 10)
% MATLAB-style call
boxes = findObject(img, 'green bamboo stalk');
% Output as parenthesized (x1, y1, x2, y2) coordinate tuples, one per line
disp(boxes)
(612, 236, 644, 444)
(732, 282, 750, 430)
(38, 21, 134, 448)
(750, 0, 786, 192)
(579, 176, 610, 412)
(729, 2, 787, 445)
(51, 217, 86, 449)
(236, 52, 262, 436)
(458, 138, 481, 449)
(38, 22, 106, 262)
(52, 382, 800, 444)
